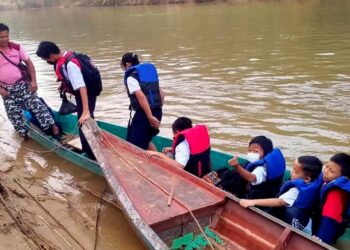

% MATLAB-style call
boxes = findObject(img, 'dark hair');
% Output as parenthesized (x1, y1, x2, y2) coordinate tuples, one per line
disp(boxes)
(330, 153, 350, 178)
(249, 135, 273, 157)
(121, 52, 140, 68)
(298, 156, 322, 181)
(172, 117, 192, 133)
(0, 23, 9, 32)
(36, 41, 60, 59)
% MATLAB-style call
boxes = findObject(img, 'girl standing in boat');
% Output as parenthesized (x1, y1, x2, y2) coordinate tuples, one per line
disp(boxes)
(121, 53, 165, 151)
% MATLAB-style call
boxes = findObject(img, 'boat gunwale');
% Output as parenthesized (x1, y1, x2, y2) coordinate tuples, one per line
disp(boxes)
(26, 122, 103, 176)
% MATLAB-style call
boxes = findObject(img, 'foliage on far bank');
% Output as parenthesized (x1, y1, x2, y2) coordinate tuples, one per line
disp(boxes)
(0, 0, 222, 10)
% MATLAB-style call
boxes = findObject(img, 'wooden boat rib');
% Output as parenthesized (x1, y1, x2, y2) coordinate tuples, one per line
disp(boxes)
(81, 118, 335, 250)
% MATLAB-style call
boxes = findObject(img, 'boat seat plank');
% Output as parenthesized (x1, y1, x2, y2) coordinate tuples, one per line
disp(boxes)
(66, 137, 82, 151)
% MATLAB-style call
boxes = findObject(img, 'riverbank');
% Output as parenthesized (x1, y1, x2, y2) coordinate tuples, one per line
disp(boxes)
(0, 135, 143, 249)
(0, 0, 279, 10)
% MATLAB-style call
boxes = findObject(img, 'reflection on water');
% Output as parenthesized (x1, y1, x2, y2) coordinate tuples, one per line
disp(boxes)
(0, 0, 350, 248)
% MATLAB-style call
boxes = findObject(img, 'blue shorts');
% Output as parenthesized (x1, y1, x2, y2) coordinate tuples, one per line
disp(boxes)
(272, 206, 310, 230)
(127, 108, 162, 150)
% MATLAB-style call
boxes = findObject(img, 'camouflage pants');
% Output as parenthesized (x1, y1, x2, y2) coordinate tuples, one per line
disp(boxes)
(1, 81, 55, 137)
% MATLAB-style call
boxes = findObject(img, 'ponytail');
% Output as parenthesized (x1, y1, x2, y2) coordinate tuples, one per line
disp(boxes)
(121, 52, 140, 68)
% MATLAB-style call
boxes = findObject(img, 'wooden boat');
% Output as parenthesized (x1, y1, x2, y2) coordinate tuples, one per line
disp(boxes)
(26, 113, 339, 250)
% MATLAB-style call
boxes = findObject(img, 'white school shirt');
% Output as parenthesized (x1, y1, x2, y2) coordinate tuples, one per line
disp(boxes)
(251, 166, 267, 185)
(126, 76, 141, 94)
(174, 139, 190, 167)
(61, 51, 86, 91)
(279, 187, 299, 207)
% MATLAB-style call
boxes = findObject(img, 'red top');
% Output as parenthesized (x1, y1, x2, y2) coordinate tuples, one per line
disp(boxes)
(322, 188, 349, 223)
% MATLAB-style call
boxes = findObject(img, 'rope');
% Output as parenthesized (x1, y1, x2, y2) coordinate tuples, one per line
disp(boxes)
(97, 128, 215, 250)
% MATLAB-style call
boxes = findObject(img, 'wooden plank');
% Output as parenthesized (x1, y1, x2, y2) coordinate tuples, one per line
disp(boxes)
(82, 118, 169, 250)
(66, 137, 82, 151)
(87, 123, 225, 231)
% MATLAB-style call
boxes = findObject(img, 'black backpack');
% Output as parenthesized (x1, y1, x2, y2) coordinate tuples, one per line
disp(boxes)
(64, 52, 103, 96)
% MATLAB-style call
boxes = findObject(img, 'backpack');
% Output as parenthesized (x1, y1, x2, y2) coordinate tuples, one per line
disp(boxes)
(64, 52, 102, 96)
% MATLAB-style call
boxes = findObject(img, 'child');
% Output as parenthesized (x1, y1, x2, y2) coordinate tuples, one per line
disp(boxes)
(146, 117, 211, 177)
(240, 156, 323, 231)
(120, 52, 164, 151)
(228, 136, 286, 199)
(315, 153, 350, 244)
(36, 41, 101, 159)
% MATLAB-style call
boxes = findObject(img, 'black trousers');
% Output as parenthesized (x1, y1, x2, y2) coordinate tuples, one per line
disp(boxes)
(126, 108, 162, 150)
(75, 94, 97, 160)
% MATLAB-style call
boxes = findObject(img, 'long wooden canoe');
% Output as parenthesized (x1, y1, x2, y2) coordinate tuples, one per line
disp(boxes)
(80, 118, 335, 250)
(26, 113, 341, 249)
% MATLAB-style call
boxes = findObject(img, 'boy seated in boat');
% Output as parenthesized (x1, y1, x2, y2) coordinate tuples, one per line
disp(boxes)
(145, 117, 211, 178)
(314, 153, 350, 245)
(228, 136, 286, 200)
(239, 156, 323, 232)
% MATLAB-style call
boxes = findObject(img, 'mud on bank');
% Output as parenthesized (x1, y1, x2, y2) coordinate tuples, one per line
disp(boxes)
(0, 149, 143, 249)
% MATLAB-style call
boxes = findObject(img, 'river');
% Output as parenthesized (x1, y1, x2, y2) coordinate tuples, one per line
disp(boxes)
(0, 0, 350, 249)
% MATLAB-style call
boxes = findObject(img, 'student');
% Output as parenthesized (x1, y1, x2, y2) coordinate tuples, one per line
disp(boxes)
(0, 23, 59, 140)
(240, 156, 323, 231)
(146, 117, 211, 178)
(36, 41, 102, 159)
(315, 153, 350, 245)
(228, 136, 286, 199)
(121, 52, 165, 151)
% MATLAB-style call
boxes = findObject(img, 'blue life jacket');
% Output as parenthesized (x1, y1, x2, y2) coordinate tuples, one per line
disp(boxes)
(320, 176, 350, 219)
(246, 148, 286, 181)
(124, 63, 162, 111)
(245, 148, 286, 199)
(279, 174, 323, 212)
